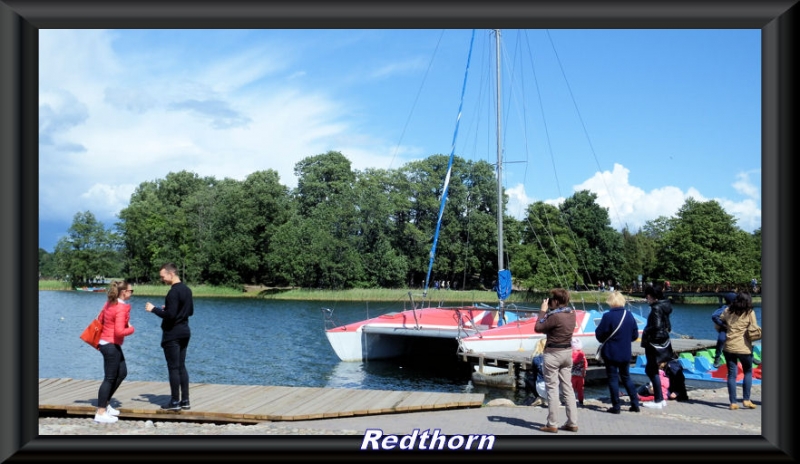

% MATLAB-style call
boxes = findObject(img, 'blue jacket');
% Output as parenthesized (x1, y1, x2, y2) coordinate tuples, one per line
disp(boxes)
(711, 304, 728, 332)
(595, 307, 639, 364)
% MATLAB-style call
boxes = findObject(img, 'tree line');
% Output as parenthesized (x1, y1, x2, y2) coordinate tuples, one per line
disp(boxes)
(39, 151, 761, 292)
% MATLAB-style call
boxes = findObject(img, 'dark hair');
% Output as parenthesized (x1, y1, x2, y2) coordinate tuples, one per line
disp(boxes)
(644, 284, 664, 300)
(728, 292, 753, 316)
(160, 262, 178, 274)
(548, 288, 570, 308)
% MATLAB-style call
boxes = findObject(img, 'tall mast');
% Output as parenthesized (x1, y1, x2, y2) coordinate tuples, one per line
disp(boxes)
(495, 29, 504, 309)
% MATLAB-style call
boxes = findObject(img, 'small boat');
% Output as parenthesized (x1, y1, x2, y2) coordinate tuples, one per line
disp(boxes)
(74, 286, 107, 293)
(628, 345, 762, 389)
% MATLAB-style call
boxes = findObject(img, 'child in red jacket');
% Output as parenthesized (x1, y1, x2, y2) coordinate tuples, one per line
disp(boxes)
(571, 338, 588, 406)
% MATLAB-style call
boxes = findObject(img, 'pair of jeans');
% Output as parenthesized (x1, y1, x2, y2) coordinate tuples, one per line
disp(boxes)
(723, 351, 753, 404)
(542, 349, 578, 427)
(97, 343, 127, 409)
(604, 360, 639, 410)
(714, 331, 727, 362)
(162, 337, 190, 402)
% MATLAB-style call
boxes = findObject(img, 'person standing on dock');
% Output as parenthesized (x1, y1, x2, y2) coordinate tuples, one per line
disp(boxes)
(711, 292, 736, 368)
(595, 291, 640, 414)
(534, 288, 578, 433)
(640, 284, 673, 409)
(720, 292, 760, 410)
(94, 280, 135, 423)
(145, 262, 194, 412)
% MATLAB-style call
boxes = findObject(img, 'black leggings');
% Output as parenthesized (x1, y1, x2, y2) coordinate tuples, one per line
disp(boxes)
(97, 343, 127, 408)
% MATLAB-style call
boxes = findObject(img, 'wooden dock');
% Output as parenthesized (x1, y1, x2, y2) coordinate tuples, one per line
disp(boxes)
(38, 378, 485, 423)
(464, 338, 717, 387)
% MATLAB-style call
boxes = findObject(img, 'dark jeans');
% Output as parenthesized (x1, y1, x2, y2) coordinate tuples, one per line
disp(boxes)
(605, 360, 640, 410)
(162, 337, 190, 402)
(714, 331, 727, 362)
(644, 345, 664, 402)
(97, 343, 127, 409)
(723, 351, 753, 404)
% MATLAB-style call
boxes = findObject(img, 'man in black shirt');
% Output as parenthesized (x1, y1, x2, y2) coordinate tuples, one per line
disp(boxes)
(145, 262, 194, 411)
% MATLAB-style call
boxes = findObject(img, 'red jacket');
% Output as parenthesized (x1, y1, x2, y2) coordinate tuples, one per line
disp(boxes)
(99, 301, 134, 345)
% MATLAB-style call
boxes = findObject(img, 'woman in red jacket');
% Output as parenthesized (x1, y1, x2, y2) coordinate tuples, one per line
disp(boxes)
(94, 280, 135, 423)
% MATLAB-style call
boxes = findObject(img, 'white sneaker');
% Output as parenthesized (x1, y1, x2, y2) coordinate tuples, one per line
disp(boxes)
(94, 412, 118, 423)
(106, 405, 120, 416)
(641, 400, 666, 409)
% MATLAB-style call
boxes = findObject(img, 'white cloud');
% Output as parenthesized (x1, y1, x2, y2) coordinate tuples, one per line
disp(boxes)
(509, 163, 761, 233)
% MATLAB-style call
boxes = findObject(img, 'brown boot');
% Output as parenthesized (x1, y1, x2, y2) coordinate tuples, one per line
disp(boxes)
(730, 404, 739, 410)
(743, 400, 757, 409)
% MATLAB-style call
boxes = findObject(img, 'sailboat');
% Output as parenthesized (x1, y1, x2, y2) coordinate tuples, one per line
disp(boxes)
(323, 30, 646, 363)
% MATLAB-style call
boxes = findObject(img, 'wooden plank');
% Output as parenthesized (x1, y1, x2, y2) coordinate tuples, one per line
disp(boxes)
(351, 390, 409, 415)
(329, 388, 389, 416)
(275, 388, 358, 421)
(395, 391, 438, 412)
(38, 379, 487, 423)
(42, 379, 99, 408)
(260, 387, 328, 421)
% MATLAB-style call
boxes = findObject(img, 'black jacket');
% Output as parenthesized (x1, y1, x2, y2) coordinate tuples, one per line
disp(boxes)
(641, 298, 672, 347)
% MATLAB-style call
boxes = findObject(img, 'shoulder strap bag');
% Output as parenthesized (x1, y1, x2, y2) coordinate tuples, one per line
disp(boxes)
(596, 311, 628, 364)
(79, 308, 104, 350)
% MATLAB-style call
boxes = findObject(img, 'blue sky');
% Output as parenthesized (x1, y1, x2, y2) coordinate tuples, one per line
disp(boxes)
(39, 29, 761, 252)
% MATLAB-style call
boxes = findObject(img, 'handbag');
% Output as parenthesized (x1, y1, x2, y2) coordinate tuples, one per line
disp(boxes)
(595, 311, 628, 364)
(650, 339, 674, 364)
(79, 309, 104, 350)
(747, 324, 762, 342)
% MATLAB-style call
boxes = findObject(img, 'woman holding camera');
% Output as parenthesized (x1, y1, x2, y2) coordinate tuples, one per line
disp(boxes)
(533, 288, 578, 433)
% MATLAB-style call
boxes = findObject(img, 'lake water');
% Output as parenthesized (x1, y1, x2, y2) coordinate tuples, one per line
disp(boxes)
(40, 291, 761, 403)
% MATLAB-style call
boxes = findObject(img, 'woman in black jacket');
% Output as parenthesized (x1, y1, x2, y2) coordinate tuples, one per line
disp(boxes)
(641, 284, 673, 409)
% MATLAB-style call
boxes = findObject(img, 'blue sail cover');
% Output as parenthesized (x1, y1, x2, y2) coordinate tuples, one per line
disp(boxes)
(496, 269, 512, 301)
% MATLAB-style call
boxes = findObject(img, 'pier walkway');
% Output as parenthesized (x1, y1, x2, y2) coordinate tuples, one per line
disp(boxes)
(38, 378, 484, 423)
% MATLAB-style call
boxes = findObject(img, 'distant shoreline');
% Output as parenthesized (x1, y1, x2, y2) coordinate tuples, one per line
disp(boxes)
(38, 281, 759, 305)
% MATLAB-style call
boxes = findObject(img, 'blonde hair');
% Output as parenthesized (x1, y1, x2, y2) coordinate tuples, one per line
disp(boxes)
(606, 290, 627, 308)
(532, 337, 547, 356)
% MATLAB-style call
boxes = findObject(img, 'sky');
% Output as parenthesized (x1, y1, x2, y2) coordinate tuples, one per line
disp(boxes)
(38, 28, 761, 252)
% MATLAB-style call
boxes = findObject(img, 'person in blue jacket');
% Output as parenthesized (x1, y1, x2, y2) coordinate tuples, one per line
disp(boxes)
(595, 291, 641, 414)
(712, 292, 736, 368)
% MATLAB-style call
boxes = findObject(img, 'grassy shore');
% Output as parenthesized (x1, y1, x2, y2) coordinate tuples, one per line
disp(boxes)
(38, 280, 756, 305)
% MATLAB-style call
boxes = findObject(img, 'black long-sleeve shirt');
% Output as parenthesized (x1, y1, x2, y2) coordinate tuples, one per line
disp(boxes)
(151, 281, 193, 342)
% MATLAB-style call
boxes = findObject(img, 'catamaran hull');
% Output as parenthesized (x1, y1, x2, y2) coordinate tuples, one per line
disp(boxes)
(325, 306, 501, 362)
(326, 328, 474, 362)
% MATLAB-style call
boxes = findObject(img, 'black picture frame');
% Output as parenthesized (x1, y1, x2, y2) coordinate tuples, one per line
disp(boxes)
(1, 0, 795, 461)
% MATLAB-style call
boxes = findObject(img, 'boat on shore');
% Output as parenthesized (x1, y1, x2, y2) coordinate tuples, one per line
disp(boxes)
(74, 286, 106, 293)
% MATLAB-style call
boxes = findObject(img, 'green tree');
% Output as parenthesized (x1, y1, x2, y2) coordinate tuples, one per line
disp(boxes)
(559, 190, 623, 287)
(268, 151, 364, 288)
(659, 198, 749, 286)
(54, 211, 121, 285)
(512, 201, 578, 291)
(38, 248, 57, 278)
